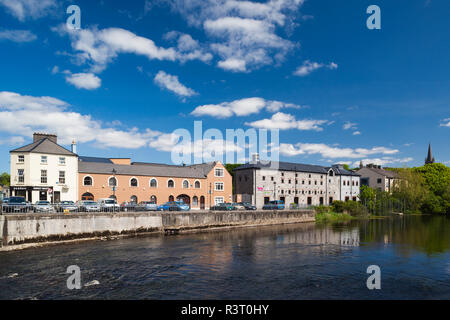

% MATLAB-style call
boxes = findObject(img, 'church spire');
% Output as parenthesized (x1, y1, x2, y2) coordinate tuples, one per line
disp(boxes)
(425, 143, 435, 165)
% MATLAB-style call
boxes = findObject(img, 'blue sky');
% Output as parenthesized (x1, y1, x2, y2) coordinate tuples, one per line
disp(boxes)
(0, 0, 448, 172)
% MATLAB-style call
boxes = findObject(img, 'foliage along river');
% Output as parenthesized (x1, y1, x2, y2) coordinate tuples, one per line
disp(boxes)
(0, 215, 449, 299)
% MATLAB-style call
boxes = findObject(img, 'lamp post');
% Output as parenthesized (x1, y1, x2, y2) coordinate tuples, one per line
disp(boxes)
(112, 168, 117, 213)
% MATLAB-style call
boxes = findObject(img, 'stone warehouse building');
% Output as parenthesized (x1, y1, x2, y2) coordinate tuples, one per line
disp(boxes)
(356, 164, 399, 193)
(9, 133, 232, 209)
(78, 157, 232, 210)
(234, 159, 361, 208)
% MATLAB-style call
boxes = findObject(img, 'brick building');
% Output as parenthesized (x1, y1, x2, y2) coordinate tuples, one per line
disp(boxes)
(78, 157, 232, 209)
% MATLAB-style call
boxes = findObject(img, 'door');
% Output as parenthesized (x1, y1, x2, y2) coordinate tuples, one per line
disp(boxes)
(307, 197, 312, 205)
(54, 191, 61, 203)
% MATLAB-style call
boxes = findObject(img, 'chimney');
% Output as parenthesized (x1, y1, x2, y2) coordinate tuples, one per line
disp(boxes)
(71, 139, 77, 154)
(33, 133, 57, 144)
(252, 153, 260, 164)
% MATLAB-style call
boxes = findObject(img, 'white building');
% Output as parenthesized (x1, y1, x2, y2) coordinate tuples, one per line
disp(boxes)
(234, 159, 361, 208)
(10, 133, 78, 203)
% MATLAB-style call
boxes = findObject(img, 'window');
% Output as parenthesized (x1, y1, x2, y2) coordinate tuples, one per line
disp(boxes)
(59, 157, 66, 165)
(281, 179, 284, 184)
(329, 171, 334, 176)
(377, 178, 382, 184)
(183, 180, 189, 189)
(192, 196, 199, 206)
(150, 195, 157, 203)
(262, 176, 266, 181)
(84, 176, 93, 186)
(130, 178, 138, 187)
(168, 179, 174, 188)
(309, 174, 312, 178)
(108, 177, 117, 187)
(150, 179, 157, 188)
(130, 196, 138, 203)
(41, 156, 47, 164)
(281, 172, 284, 177)
(59, 171, 65, 184)
(18, 155, 24, 163)
(214, 197, 224, 205)
(215, 182, 224, 191)
(271, 177, 274, 181)
(41, 170, 47, 184)
(18, 169, 24, 183)
(215, 168, 224, 177)
(195, 181, 201, 189)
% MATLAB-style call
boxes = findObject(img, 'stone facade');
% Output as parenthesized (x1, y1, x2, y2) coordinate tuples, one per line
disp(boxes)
(234, 162, 360, 208)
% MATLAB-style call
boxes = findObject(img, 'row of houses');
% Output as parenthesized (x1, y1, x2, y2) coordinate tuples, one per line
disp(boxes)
(8, 133, 399, 209)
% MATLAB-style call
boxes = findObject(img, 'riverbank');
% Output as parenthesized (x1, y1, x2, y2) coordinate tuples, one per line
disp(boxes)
(0, 210, 315, 251)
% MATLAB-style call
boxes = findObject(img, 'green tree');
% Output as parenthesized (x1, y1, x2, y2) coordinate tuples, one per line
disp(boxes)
(0, 172, 10, 186)
(359, 185, 375, 211)
(392, 168, 430, 213)
(414, 163, 450, 196)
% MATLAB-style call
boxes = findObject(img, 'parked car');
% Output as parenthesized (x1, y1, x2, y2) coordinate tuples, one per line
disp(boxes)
(2, 196, 28, 213)
(120, 201, 137, 211)
(77, 200, 101, 212)
(2, 198, 9, 204)
(98, 198, 120, 212)
(33, 201, 54, 213)
(137, 201, 158, 211)
(174, 201, 190, 211)
(240, 202, 257, 210)
(262, 200, 285, 210)
(210, 203, 237, 211)
(158, 202, 182, 211)
(232, 203, 246, 210)
(56, 201, 78, 212)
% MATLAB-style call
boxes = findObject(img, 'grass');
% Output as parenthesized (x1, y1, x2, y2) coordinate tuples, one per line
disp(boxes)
(315, 211, 354, 223)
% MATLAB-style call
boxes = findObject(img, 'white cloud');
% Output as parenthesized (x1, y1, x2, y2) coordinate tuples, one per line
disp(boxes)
(191, 98, 302, 118)
(352, 131, 361, 135)
(343, 121, 357, 130)
(0, 136, 25, 146)
(0, 91, 160, 148)
(0, 0, 57, 21)
(245, 112, 330, 131)
(65, 73, 102, 90)
(440, 118, 450, 127)
(150, 133, 243, 159)
(168, 0, 305, 72)
(354, 157, 413, 168)
(55, 25, 210, 73)
(278, 142, 399, 159)
(154, 71, 197, 97)
(294, 60, 338, 76)
(0, 29, 37, 42)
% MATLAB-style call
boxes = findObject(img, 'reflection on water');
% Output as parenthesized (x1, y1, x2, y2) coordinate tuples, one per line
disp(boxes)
(0, 215, 448, 300)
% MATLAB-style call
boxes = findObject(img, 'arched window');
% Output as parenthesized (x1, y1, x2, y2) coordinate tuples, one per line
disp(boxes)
(109, 195, 117, 200)
(150, 179, 157, 188)
(192, 196, 198, 206)
(168, 179, 174, 188)
(329, 171, 334, 177)
(169, 195, 174, 202)
(183, 180, 189, 189)
(83, 176, 93, 186)
(130, 178, 138, 187)
(108, 177, 117, 187)
(195, 181, 201, 189)
(82, 192, 94, 201)
(130, 195, 138, 203)
(150, 195, 157, 203)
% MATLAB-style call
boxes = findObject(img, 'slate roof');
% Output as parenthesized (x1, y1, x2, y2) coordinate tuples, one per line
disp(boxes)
(79, 160, 217, 179)
(234, 161, 360, 176)
(10, 138, 76, 156)
(79, 156, 113, 164)
(359, 167, 398, 178)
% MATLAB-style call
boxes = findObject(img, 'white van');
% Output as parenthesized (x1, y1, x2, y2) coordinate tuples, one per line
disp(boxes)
(98, 198, 120, 212)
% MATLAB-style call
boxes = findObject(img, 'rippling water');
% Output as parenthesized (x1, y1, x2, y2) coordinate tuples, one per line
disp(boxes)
(0, 215, 449, 299)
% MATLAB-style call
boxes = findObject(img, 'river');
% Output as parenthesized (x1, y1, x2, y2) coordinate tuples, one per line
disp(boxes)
(0, 215, 449, 299)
